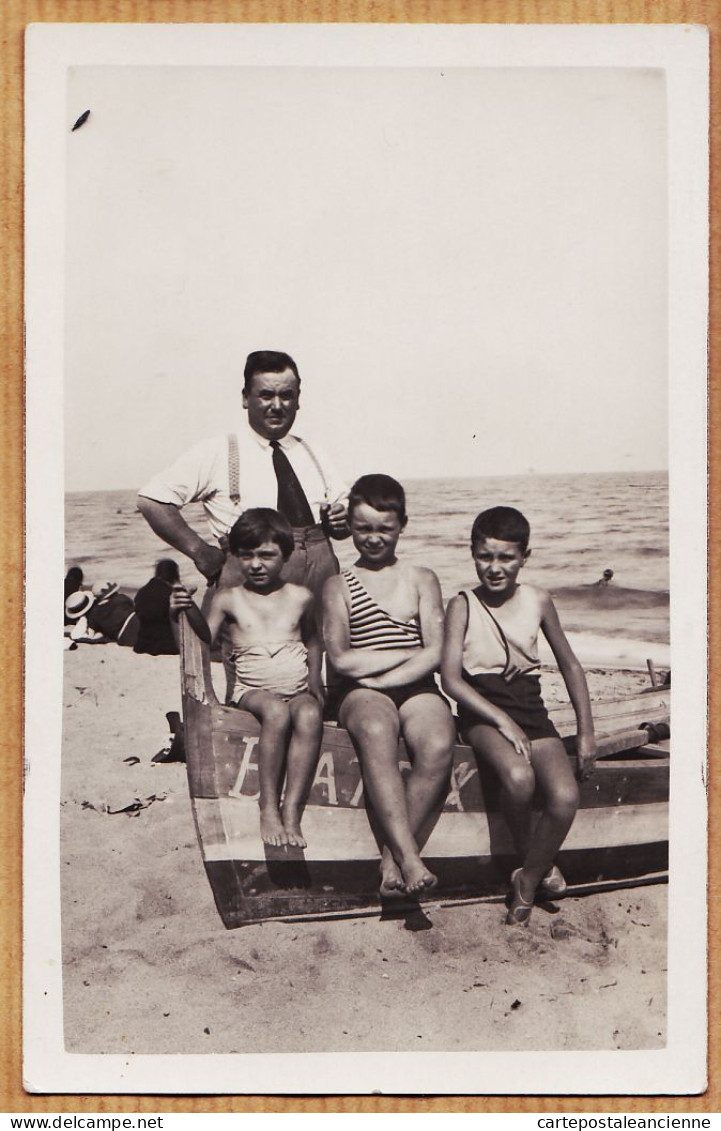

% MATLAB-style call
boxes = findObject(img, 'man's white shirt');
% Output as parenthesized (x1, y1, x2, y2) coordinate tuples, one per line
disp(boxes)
(138, 421, 348, 543)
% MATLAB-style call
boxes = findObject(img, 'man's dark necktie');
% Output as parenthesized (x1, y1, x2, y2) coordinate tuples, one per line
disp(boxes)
(270, 441, 315, 527)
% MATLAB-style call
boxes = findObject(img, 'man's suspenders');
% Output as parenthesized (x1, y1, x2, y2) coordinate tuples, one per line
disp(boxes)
(226, 433, 330, 509)
(227, 433, 240, 504)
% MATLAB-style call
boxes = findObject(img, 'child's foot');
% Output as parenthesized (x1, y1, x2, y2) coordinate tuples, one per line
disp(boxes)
(506, 867, 535, 926)
(280, 802, 307, 848)
(540, 863, 567, 897)
(400, 857, 438, 895)
(379, 854, 406, 899)
(260, 807, 290, 847)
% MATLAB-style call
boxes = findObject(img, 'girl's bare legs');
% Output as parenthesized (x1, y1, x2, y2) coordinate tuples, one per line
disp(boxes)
(281, 693, 323, 848)
(238, 689, 291, 846)
(340, 689, 437, 895)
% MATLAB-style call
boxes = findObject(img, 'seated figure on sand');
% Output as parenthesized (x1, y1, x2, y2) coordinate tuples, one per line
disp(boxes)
(134, 558, 181, 656)
(441, 506, 597, 926)
(171, 508, 323, 848)
(322, 474, 455, 897)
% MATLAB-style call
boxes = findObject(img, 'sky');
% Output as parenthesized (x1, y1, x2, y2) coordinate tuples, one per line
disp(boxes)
(64, 65, 668, 491)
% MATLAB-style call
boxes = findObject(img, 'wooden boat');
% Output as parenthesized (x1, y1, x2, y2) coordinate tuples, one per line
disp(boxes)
(178, 618, 670, 929)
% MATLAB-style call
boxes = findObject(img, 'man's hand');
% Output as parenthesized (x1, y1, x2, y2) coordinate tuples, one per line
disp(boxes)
(192, 542, 226, 581)
(576, 733, 597, 781)
(324, 502, 351, 540)
(497, 718, 532, 763)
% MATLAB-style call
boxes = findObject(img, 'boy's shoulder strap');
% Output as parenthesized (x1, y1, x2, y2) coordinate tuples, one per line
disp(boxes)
(227, 433, 240, 504)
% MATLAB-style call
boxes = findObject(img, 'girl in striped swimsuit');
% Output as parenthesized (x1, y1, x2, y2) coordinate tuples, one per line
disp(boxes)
(322, 474, 455, 897)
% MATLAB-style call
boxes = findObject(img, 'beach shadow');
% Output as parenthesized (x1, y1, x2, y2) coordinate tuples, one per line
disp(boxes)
(379, 898, 434, 931)
(263, 844, 312, 890)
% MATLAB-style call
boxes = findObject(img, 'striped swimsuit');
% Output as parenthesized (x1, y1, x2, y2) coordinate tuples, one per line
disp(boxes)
(337, 569, 441, 711)
(343, 569, 422, 651)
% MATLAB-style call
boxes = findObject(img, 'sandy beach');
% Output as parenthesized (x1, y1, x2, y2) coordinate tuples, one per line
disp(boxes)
(58, 642, 667, 1057)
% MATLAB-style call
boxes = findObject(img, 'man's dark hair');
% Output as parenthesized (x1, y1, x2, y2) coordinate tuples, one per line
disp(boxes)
(243, 351, 300, 393)
(228, 508, 295, 560)
(471, 506, 531, 553)
(348, 474, 407, 525)
(155, 558, 180, 584)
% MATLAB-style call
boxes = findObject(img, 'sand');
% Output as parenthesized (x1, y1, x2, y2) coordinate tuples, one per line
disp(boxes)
(60, 644, 667, 1055)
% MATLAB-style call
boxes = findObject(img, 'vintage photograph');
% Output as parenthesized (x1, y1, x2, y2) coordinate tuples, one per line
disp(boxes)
(24, 24, 707, 1095)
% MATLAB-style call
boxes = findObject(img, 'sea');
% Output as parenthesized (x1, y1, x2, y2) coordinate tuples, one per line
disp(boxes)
(65, 470, 669, 652)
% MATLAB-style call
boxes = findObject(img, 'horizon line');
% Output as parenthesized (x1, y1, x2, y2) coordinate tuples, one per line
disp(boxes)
(65, 467, 670, 494)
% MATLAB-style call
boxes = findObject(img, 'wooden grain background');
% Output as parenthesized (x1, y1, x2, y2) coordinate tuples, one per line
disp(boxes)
(3, 0, 716, 1114)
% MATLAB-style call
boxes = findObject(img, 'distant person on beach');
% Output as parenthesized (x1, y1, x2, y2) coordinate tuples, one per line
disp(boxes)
(171, 508, 323, 849)
(595, 569, 614, 587)
(137, 350, 350, 703)
(64, 589, 104, 643)
(64, 567, 84, 625)
(322, 474, 455, 897)
(134, 559, 181, 656)
(87, 581, 140, 648)
(441, 506, 597, 926)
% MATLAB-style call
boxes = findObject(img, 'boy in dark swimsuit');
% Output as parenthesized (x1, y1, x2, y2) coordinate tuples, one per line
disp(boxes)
(322, 474, 455, 897)
(441, 506, 596, 925)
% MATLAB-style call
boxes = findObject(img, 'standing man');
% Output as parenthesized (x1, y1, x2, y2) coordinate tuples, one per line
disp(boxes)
(137, 350, 349, 699)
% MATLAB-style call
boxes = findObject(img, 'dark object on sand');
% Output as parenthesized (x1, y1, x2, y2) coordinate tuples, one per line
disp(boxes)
(88, 581, 139, 647)
(595, 569, 614, 587)
(134, 560, 180, 656)
(152, 711, 186, 764)
(64, 567, 84, 624)
(177, 616, 670, 930)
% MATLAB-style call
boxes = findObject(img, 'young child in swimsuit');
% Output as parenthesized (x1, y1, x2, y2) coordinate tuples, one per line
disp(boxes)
(171, 508, 323, 849)
(441, 506, 597, 925)
(322, 474, 455, 897)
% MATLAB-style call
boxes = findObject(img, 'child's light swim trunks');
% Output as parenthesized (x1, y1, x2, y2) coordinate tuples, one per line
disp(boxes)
(228, 640, 308, 704)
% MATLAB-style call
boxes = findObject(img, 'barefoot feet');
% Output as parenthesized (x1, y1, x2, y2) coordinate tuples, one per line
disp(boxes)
(280, 802, 307, 848)
(400, 856, 438, 895)
(379, 850, 406, 899)
(260, 806, 290, 847)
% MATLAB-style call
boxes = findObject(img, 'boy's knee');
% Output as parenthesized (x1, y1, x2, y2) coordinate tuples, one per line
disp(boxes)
(415, 736, 453, 777)
(294, 698, 322, 732)
(548, 780, 580, 819)
(352, 713, 398, 746)
(505, 762, 535, 800)
(263, 700, 291, 731)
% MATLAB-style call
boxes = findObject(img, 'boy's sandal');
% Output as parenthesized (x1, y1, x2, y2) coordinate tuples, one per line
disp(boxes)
(540, 864, 567, 897)
(506, 867, 534, 926)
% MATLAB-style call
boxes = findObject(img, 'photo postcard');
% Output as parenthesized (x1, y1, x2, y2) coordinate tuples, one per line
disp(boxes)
(23, 21, 709, 1096)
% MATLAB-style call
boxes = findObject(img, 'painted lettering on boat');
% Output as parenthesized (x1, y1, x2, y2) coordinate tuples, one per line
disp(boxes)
(229, 735, 260, 800)
(227, 733, 478, 811)
(312, 752, 337, 806)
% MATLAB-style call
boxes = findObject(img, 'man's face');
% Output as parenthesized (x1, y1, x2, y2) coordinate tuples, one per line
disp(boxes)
(242, 369, 300, 440)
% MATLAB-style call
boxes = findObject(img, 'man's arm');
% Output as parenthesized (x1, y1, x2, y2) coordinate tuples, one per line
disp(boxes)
(137, 497, 225, 581)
